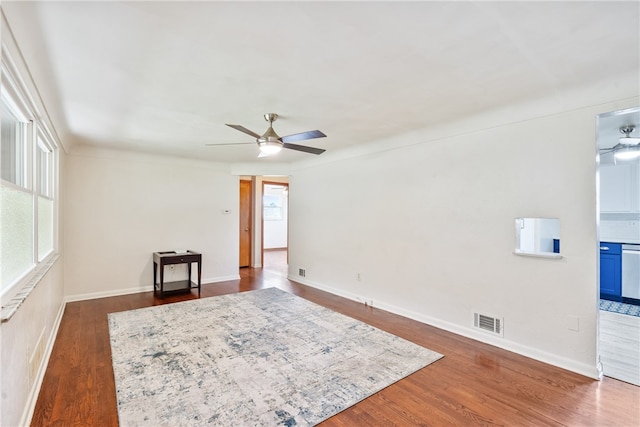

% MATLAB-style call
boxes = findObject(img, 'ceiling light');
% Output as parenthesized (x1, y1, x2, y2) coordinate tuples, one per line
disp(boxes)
(258, 138, 283, 155)
(614, 146, 640, 160)
(620, 136, 640, 145)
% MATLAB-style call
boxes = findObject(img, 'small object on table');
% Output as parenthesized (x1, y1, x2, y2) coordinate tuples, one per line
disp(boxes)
(153, 250, 202, 297)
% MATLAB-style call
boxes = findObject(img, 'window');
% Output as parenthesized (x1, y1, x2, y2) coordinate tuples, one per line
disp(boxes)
(37, 132, 55, 261)
(1, 92, 27, 186)
(37, 134, 53, 197)
(0, 56, 58, 299)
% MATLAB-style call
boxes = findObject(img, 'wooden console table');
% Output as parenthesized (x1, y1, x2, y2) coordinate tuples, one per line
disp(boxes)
(153, 250, 201, 297)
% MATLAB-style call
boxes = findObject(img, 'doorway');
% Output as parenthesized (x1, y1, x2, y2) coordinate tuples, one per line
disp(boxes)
(262, 181, 289, 276)
(239, 179, 252, 268)
(596, 106, 640, 386)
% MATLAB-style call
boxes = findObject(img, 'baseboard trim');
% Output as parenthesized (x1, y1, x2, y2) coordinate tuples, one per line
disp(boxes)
(204, 275, 242, 285)
(20, 298, 66, 427)
(290, 275, 600, 380)
(65, 286, 150, 303)
(65, 275, 242, 303)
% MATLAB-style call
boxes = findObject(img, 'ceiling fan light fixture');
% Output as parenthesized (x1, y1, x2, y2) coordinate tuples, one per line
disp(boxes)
(620, 136, 640, 145)
(258, 138, 283, 155)
(614, 145, 640, 161)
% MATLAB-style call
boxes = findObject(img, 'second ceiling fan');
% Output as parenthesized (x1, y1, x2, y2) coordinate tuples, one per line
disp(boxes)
(208, 113, 327, 157)
(600, 125, 640, 161)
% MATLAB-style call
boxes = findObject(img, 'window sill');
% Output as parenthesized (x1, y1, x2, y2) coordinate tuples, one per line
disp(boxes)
(513, 250, 563, 259)
(1, 253, 60, 322)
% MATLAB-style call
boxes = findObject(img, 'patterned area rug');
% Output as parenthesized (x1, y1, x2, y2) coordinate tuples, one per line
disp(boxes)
(600, 299, 640, 317)
(108, 287, 443, 426)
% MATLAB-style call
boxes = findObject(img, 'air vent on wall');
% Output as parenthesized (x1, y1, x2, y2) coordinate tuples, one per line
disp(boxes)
(473, 312, 504, 337)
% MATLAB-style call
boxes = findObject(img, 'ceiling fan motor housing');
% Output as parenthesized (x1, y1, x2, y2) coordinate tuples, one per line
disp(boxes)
(260, 126, 281, 142)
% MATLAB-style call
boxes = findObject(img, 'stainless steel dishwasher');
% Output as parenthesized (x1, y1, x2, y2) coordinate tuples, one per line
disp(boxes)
(622, 244, 640, 301)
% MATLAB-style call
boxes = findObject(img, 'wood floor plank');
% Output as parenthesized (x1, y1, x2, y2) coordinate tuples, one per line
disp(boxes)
(31, 267, 640, 426)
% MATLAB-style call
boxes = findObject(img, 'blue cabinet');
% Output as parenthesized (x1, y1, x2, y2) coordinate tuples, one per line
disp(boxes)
(600, 242, 622, 301)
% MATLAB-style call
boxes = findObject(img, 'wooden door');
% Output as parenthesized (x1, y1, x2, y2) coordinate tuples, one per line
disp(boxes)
(239, 180, 252, 267)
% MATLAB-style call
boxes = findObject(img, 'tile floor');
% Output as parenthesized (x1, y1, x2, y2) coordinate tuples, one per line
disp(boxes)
(600, 299, 640, 317)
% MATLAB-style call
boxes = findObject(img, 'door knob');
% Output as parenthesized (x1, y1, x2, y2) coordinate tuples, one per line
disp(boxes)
(245, 228, 249, 231)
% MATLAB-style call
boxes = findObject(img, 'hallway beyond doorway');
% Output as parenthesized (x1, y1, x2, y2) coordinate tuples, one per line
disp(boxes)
(263, 248, 288, 277)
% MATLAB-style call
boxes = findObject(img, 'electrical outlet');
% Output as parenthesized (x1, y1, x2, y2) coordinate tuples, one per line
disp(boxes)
(357, 273, 361, 281)
(298, 268, 306, 277)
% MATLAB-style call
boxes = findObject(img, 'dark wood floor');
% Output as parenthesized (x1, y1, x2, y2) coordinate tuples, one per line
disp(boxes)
(32, 266, 639, 426)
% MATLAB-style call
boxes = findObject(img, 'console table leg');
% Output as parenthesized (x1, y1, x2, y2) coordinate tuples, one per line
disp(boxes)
(197, 261, 202, 296)
(159, 262, 165, 297)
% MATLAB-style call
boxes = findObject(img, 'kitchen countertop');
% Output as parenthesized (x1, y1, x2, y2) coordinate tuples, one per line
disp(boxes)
(601, 239, 640, 245)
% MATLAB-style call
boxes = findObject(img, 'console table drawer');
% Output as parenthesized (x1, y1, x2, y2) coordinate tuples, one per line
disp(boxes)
(157, 254, 200, 264)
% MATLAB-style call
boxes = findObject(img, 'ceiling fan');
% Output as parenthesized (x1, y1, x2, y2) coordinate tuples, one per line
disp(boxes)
(207, 113, 326, 157)
(599, 125, 640, 161)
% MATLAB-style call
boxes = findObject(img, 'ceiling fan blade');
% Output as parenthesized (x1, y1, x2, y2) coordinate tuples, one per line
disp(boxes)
(205, 142, 255, 146)
(280, 130, 326, 143)
(283, 142, 326, 155)
(225, 124, 261, 139)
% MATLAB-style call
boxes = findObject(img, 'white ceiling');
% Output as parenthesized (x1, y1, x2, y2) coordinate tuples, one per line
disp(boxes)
(3, 1, 639, 163)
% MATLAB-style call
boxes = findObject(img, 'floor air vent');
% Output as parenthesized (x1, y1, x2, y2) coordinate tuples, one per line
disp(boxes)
(474, 312, 503, 336)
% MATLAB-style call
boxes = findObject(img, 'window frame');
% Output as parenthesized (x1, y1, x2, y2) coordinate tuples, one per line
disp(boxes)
(35, 126, 56, 262)
(1, 68, 31, 189)
(37, 130, 55, 198)
(0, 48, 59, 303)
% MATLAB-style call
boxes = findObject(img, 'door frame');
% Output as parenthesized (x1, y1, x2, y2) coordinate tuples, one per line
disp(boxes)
(595, 105, 640, 381)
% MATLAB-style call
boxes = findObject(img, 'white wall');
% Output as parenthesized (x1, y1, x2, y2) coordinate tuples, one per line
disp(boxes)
(289, 94, 639, 378)
(64, 147, 239, 299)
(0, 259, 65, 427)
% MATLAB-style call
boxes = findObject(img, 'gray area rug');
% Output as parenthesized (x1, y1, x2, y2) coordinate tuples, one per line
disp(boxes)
(108, 287, 443, 426)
